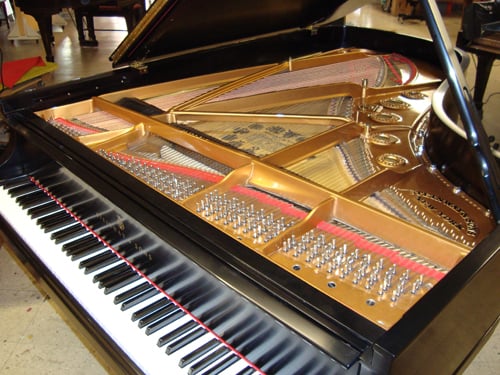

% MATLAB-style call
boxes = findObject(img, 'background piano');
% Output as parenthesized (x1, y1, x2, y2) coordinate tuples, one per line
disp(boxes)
(14, 0, 146, 61)
(456, 0, 499, 114)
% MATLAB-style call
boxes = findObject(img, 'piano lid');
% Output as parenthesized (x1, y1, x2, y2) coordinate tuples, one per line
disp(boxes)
(110, 0, 370, 67)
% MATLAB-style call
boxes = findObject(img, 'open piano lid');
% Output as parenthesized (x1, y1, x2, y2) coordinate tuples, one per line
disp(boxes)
(111, 0, 369, 67)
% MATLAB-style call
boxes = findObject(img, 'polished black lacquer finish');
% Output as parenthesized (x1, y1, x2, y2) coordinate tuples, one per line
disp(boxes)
(1, 1, 498, 374)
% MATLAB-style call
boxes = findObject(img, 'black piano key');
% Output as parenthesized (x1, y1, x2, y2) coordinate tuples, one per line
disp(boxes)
(55, 227, 89, 245)
(232, 328, 272, 361)
(132, 297, 170, 321)
(166, 326, 207, 355)
(86, 217, 114, 233)
(121, 287, 160, 311)
(289, 357, 322, 375)
(201, 353, 240, 375)
(138, 303, 176, 328)
(114, 281, 152, 304)
(34, 171, 67, 186)
(80, 251, 118, 274)
(1, 175, 31, 189)
(252, 343, 288, 367)
(188, 346, 231, 375)
(113, 282, 155, 311)
(148, 263, 180, 288)
(56, 190, 86, 207)
(114, 242, 141, 258)
(16, 190, 50, 207)
(20, 198, 53, 212)
(120, 251, 153, 271)
(97, 263, 135, 284)
(103, 221, 131, 242)
(234, 367, 255, 375)
(51, 223, 87, 243)
(37, 211, 74, 232)
(36, 210, 69, 227)
(102, 271, 142, 294)
(93, 262, 129, 283)
(145, 309, 185, 336)
(28, 201, 62, 218)
(70, 205, 100, 221)
(63, 234, 97, 252)
(166, 275, 212, 303)
(221, 316, 266, 348)
(99, 228, 128, 247)
(150, 265, 193, 294)
(179, 338, 221, 368)
(65, 197, 99, 215)
(206, 301, 245, 328)
(71, 244, 107, 260)
(86, 223, 113, 238)
(8, 183, 39, 197)
(39, 187, 64, 199)
(39, 182, 67, 196)
(57, 194, 95, 213)
(180, 285, 220, 313)
(43, 216, 76, 233)
(157, 320, 198, 347)
(56, 189, 91, 205)
(196, 301, 231, 327)
(258, 341, 299, 374)
(75, 215, 99, 228)
(165, 302, 239, 355)
(32, 179, 59, 190)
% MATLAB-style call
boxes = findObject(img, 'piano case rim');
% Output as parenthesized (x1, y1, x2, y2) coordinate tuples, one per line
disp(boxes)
(3, 90, 500, 374)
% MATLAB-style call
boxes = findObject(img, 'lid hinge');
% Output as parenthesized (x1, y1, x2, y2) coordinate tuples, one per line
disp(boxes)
(307, 25, 319, 36)
(130, 61, 149, 74)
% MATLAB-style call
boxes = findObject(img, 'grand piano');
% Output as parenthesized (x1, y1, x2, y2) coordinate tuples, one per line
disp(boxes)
(14, 0, 145, 61)
(1, 0, 499, 374)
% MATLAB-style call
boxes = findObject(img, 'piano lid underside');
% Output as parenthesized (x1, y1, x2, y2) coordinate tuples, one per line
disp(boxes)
(34, 47, 496, 330)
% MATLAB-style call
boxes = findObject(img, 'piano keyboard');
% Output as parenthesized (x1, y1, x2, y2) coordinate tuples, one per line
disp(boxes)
(0, 165, 340, 375)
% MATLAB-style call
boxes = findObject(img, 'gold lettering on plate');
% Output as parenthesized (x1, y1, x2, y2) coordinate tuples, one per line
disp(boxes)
(413, 191, 478, 237)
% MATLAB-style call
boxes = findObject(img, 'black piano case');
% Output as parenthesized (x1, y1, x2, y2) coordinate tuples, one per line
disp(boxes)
(1, 0, 498, 374)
